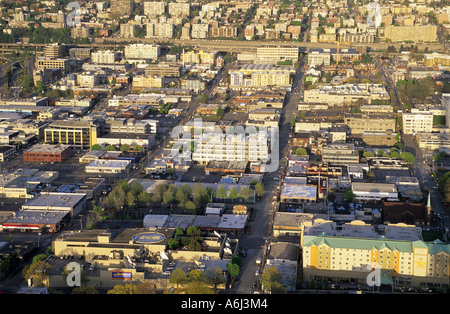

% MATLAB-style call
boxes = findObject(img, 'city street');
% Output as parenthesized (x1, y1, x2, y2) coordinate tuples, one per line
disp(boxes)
(229, 55, 306, 294)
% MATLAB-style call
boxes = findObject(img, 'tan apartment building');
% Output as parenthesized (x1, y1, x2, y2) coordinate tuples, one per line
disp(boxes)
(344, 113, 396, 135)
(382, 25, 437, 43)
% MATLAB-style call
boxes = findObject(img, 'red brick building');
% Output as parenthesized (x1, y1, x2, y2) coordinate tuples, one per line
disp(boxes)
(23, 144, 72, 163)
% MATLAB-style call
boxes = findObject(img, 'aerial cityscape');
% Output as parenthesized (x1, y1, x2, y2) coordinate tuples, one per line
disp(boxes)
(0, 0, 448, 301)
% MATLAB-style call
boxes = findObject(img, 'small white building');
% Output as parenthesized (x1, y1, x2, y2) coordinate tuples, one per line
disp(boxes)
(351, 182, 399, 202)
(85, 159, 131, 174)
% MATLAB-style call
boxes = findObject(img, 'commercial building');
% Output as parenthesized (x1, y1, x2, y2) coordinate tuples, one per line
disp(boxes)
(124, 44, 160, 60)
(144, 63, 182, 78)
(351, 182, 399, 203)
(23, 144, 72, 163)
(47, 227, 236, 289)
(44, 120, 99, 149)
(85, 159, 132, 174)
(256, 46, 299, 63)
(344, 113, 396, 135)
(35, 58, 69, 74)
(415, 132, 450, 150)
(1, 210, 69, 233)
(192, 132, 270, 164)
(322, 144, 359, 166)
(91, 50, 120, 64)
(402, 110, 434, 135)
(21, 192, 87, 217)
(107, 118, 158, 134)
(361, 130, 398, 147)
(304, 84, 389, 106)
(131, 75, 164, 90)
(0, 145, 15, 162)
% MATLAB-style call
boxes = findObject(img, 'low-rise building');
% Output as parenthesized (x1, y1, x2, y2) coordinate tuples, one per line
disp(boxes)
(23, 144, 72, 163)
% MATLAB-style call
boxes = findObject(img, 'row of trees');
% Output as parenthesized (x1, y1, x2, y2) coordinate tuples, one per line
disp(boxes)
(101, 180, 150, 213)
(91, 144, 144, 152)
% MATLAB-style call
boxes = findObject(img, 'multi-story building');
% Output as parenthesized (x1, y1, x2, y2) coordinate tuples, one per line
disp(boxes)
(402, 110, 434, 135)
(110, 0, 133, 17)
(382, 25, 437, 43)
(344, 113, 396, 135)
(44, 120, 100, 149)
(124, 44, 160, 60)
(424, 53, 450, 69)
(91, 50, 120, 64)
(304, 84, 389, 106)
(120, 23, 140, 38)
(209, 26, 237, 39)
(351, 182, 399, 202)
(23, 144, 72, 163)
(308, 50, 331, 66)
(71, 27, 91, 39)
(415, 132, 450, 150)
(302, 228, 450, 290)
(108, 118, 158, 134)
(44, 43, 66, 59)
(256, 46, 299, 63)
(191, 23, 209, 39)
(322, 143, 359, 166)
(35, 58, 69, 75)
(168, 2, 190, 17)
(182, 50, 217, 65)
(192, 132, 270, 164)
(131, 75, 164, 90)
(145, 63, 182, 77)
(143, 1, 165, 18)
(146, 23, 174, 39)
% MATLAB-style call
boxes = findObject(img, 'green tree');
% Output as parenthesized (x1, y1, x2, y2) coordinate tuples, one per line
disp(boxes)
(238, 187, 253, 202)
(226, 262, 240, 280)
(126, 191, 136, 208)
(254, 182, 265, 200)
(107, 283, 137, 294)
(105, 145, 116, 151)
(204, 267, 226, 292)
(228, 187, 240, 200)
(72, 285, 99, 294)
(91, 144, 101, 150)
(169, 268, 187, 289)
(217, 185, 228, 200)
(259, 266, 286, 294)
(293, 147, 308, 155)
(400, 152, 415, 164)
(344, 190, 356, 202)
(200, 93, 209, 103)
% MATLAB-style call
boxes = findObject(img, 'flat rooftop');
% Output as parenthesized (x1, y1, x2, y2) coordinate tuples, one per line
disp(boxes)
(22, 192, 86, 209)
(3, 210, 68, 226)
(25, 144, 71, 154)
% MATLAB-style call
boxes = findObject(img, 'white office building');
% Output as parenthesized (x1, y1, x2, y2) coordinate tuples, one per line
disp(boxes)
(402, 109, 434, 135)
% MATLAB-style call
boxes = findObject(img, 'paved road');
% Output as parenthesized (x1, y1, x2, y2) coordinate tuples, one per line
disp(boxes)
(229, 55, 306, 294)
(403, 135, 450, 234)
